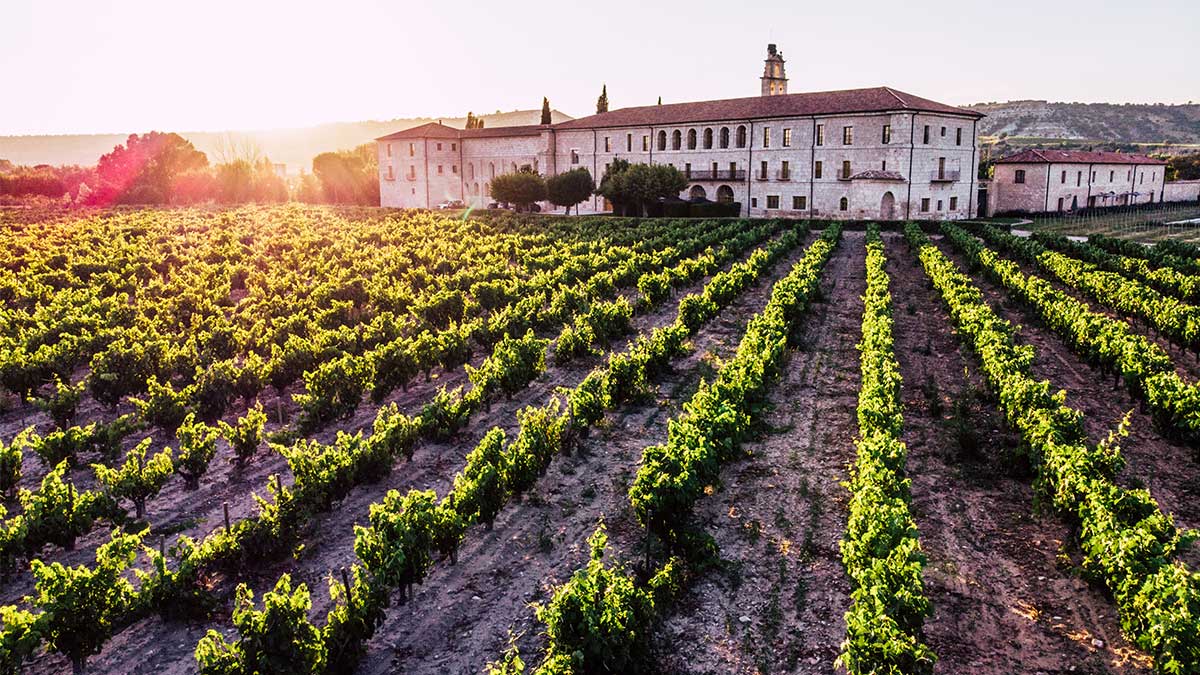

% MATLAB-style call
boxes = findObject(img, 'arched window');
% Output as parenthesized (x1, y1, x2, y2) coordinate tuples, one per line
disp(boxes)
(839, 197, 849, 212)
(672, 130, 682, 150)
(687, 129, 697, 150)
(703, 128, 713, 149)
(716, 185, 734, 203)
(736, 125, 747, 148)
(720, 127, 730, 149)
(657, 130, 667, 151)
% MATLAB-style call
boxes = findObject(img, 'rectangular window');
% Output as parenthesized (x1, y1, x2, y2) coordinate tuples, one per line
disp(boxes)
(767, 195, 780, 209)
(923, 125, 930, 144)
(1061, 170, 1067, 184)
(451, 143, 456, 151)
(684, 162, 691, 178)
(1109, 170, 1114, 181)
(760, 160, 768, 179)
(1058, 197, 1064, 211)
(842, 126, 853, 145)
(643, 135, 650, 151)
(782, 128, 792, 147)
(729, 162, 737, 176)
(571, 149, 579, 165)
(409, 143, 415, 157)
(452, 165, 458, 174)
(751, 197, 758, 208)
(408, 166, 415, 179)
(436, 142, 442, 151)
(921, 197, 931, 212)
(437, 165, 443, 175)
(386, 143, 392, 157)
(814, 161, 823, 179)
(781, 160, 790, 179)
(386, 165, 394, 180)
(937, 199, 944, 211)
(882, 124, 891, 144)
(882, 160, 887, 171)
(938, 157, 946, 179)
(816, 124, 824, 146)
(842, 160, 851, 179)
(1015, 169, 1026, 184)
(763, 127, 770, 148)
(956, 128, 963, 146)
(793, 195, 807, 210)
(604, 137, 611, 152)
(1077, 171, 1082, 187)
(940, 126, 946, 137)
(1091, 171, 1096, 181)
(950, 196, 958, 210)
(1140, 172, 1144, 184)
(627, 134, 632, 152)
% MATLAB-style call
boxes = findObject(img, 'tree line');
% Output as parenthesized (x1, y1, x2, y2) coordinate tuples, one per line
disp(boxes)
(0, 132, 380, 207)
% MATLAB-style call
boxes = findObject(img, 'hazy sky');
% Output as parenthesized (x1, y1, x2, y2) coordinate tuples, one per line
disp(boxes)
(2, 0, 1197, 135)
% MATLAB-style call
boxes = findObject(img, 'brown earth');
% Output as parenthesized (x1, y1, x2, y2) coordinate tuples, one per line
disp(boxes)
(18, 234, 813, 674)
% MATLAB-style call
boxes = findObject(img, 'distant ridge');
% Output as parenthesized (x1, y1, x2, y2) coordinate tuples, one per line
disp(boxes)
(967, 100, 1200, 145)
(0, 109, 574, 173)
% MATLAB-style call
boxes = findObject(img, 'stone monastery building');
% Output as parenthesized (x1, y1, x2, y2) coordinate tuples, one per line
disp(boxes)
(377, 45, 983, 220)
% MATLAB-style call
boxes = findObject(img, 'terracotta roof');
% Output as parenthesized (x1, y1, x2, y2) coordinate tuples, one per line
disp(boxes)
(553, 86, 982, 130)
(849, 170, 906, 181)
(461, 125, 547, 138)
(376, 122, 548, 141)
(995, 149, 1166, 166)
(375, 122, 462, 141)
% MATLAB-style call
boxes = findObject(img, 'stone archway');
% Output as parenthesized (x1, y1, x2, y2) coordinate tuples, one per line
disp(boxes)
(716, 185, 734, 203)
(880, 191, 896, 220)
(689, 185, 707, 200)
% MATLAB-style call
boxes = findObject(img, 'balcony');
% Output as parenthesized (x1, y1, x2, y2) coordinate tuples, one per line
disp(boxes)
(755, 172, 769, 182)
(775, 170, 792, 181)
(931, 169, 961, 182)
(405, 173, 417, 182)
(685, 169, 746, 181)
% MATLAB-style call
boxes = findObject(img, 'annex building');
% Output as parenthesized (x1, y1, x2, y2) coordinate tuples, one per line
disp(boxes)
(377, 45, 983, 220)
(988, 149, 1169, 215)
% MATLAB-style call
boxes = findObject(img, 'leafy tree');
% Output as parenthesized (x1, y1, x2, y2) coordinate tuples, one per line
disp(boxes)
(489, 168, 546, 212)
(595, 161, 686, 216)
(465, 112, 485, 129)
(194, 574, 325, 675)
(596, 85, 608, 114)
(29, 528, 143, 674)
(546, 168, 595, 215)
(1166, 153, 1200, 181)
(312, 144, 380, 205)
(91, 132, 208, 205)
(92, 438, 173, 519)
(174, 413, 219, 490)
(541, 97, 552, 125)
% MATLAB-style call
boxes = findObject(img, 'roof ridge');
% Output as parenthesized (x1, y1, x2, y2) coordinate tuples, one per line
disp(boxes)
(882, 87, 910, 108)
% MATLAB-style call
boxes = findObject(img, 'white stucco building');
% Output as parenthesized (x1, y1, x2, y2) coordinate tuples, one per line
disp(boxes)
(377, 45, 983, 220)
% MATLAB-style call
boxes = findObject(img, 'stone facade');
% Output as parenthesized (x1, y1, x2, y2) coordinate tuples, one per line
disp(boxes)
(376, 46, 982, 221)
(989, 150, 1168, 215)
(1164, 180, 1200, 204)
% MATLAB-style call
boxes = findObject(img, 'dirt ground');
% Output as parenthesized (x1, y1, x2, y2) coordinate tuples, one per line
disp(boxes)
(14, 233, 812, 675)
(649, 229, 863, 675)
(9, 228, 1195, 674)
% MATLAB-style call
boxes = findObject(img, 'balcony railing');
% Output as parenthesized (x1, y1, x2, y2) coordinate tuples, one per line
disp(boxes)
(931, 169, 961, 182)
(776, 170, 792, 181)
(405, 173, 417, 182)
(685, 169, 747, 181)
(755, 172, 769, 181)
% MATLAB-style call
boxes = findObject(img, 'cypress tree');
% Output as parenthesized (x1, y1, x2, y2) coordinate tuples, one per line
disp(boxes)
(540, 98, 552, 125)
(596, 85, 608, 113)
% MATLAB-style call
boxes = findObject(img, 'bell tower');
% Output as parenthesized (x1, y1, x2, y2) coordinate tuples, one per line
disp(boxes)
(760, 44, 787, 96)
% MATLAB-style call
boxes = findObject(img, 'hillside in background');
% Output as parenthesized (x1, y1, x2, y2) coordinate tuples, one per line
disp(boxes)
(968, 100, 1200, 147)
(0, 108, 573, 173)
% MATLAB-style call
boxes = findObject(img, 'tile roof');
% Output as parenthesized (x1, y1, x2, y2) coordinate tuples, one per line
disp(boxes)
(376, 122, 463, 141)
(552, 86, 982, 130)
(995, 149, 1167, 165)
